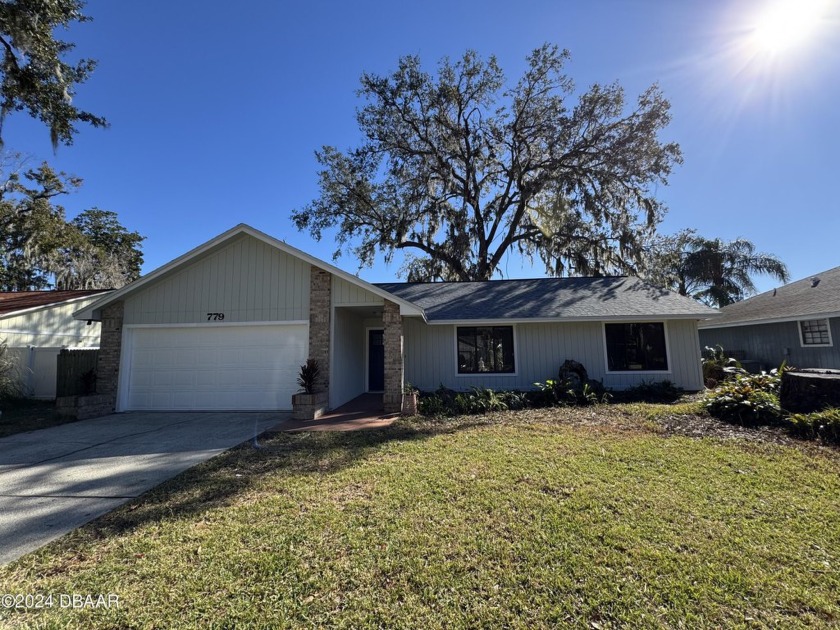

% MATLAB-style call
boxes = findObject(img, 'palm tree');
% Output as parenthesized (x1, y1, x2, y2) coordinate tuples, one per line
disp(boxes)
(646, 230, 790, 307)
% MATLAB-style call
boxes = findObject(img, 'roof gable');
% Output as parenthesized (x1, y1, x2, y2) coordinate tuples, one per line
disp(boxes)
(699, 265, 840, 329)
(73, 224, 424, 321)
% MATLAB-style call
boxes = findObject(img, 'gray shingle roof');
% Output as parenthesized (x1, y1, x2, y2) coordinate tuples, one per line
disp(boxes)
(698, 266, 840, 329)
(376, 277, 716, 322)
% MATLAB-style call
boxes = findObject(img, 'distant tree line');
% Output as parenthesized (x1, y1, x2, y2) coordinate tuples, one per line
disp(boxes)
(0, 156, 144, 291)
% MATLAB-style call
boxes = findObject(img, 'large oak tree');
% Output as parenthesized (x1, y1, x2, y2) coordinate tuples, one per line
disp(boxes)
(0, 0, 106, 147)
(293, 45, 682, 281)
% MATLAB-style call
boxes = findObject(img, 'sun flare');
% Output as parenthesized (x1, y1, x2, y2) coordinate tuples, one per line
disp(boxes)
(750, 0, 832, 54)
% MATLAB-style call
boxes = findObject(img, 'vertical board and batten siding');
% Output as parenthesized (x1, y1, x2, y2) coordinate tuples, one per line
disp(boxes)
(699, 317, 840, 370)
(404, 318, 704, 392)
(332, 276, 384, 307)
(331, 277, 384, 407)
(331, 308, 366, 409)
(122, 234, 310, 325)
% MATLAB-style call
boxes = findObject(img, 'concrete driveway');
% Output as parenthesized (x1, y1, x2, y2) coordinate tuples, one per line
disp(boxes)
(0, 412, 284, 565)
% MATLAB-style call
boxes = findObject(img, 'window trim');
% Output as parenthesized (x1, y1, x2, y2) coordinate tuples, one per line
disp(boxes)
(602, 321, 672, 375)
(798, 318, 833, 348)
(454, 324, 518, 377)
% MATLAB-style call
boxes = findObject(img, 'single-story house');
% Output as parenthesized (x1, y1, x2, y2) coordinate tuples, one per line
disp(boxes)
(73, 224, 717, 416)
(699, 266, 840, 371)
(1, 290, 108, 398)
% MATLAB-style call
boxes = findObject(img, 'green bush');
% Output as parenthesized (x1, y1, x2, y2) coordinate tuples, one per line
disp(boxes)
(419, 386, 516, 416)
(531, 378, 611, 407)
(701, 345, 742, 388)
(615, 380, 684, 403)
(703, 370, 783, 426)
(788, 408, 840, 444)
(0, 339, 22, 400)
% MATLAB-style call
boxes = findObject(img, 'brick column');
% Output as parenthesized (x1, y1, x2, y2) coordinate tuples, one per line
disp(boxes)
(95, 301, 124, 413)
(382, 299, 403, 413)
(308, 267, 331, 396)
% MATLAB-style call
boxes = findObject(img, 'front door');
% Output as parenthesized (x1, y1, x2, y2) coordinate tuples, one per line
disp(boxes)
(368, 329, 385, 392)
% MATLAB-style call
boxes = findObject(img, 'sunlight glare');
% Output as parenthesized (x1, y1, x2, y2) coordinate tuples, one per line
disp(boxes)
(750, 0, 831, 54)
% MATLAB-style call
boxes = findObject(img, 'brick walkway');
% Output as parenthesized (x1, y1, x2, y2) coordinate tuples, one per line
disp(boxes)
(276, 394, 398, 432)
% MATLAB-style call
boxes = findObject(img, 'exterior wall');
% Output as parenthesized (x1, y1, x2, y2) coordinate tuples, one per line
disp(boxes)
(122, 234, 310, 325)
(0, 296, 103, 398)
(404, 318, 704, 392)
(332, 276, 384, 307)
(699, 317, 840, 370)
(0, 298, 102, 348)
(331, 308, 366, 409)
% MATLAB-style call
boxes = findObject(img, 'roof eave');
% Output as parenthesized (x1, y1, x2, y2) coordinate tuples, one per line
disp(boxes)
(426, 313, 718, 325)
(0, 292, 110, 321)
(698, 310, 840, 330)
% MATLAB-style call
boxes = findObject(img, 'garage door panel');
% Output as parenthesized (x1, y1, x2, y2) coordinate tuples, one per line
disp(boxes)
(123, 324, 307, 411)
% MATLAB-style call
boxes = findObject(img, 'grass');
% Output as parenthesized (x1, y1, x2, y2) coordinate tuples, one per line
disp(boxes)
(1, 406, 838, 628)
(0, 398, 74, 438)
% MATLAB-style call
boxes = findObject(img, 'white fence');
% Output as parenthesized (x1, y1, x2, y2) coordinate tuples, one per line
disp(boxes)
(6, 346, 64, 399)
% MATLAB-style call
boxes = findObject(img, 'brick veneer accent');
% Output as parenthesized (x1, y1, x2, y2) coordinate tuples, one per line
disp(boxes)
(308, 267, 331, 397)
(382, 299, 403, 413)
(93, 301, 124, 416)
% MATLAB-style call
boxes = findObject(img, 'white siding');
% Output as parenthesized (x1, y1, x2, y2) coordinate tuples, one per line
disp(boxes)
(123, 234, 310, 325)
(404, 319, 704, 392)
(331, 309, 366, 409)
(332, 276, 384, 306)
(0, 298, 101, 348)
(0, 296, 103, 398)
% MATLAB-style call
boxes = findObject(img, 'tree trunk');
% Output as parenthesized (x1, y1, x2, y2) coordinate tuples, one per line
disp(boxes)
(780, 369, 840, 414)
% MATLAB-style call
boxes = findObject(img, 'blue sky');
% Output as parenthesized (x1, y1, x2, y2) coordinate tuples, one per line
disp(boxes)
(4, 0, 839, 294)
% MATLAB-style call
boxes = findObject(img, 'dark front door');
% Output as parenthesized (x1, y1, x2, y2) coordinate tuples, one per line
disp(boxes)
(368, 329, 385, 392)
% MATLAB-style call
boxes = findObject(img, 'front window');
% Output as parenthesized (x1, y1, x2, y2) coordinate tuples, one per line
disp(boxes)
(605, 322, 668, 372)
(800, 319, 832, 346)
(457, 326, 515, 374)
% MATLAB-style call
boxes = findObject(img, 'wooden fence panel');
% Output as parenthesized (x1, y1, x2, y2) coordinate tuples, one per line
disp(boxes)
(56, 349, 99, 398)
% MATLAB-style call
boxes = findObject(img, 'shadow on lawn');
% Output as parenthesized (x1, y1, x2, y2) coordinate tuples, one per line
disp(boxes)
(76, 417, 486, 542)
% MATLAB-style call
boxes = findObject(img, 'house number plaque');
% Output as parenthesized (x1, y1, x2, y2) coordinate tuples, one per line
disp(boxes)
(206, 312, 225, 321)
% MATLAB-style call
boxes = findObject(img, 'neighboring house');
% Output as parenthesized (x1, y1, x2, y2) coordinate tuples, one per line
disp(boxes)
(698, 266, 840, 371)
(73, 224, 716, 416)
(0, 290, 109, 398)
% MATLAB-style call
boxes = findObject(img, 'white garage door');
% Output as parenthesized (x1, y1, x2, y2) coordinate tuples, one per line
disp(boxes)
(122, 324, 308, 411)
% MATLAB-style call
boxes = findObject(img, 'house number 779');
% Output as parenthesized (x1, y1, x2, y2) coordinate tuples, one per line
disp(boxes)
(206, 312, 225, 321)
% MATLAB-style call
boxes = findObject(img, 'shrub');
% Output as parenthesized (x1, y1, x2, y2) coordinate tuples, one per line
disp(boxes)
(0, 339, 21, 400)
(703, 370, 783, 426)
(788, 408, 840, 444)
(418, 387, 529, 416)
(532, 377, 610, 407)
(616, 380, 684, 403)
(296, 359, 320, 394)
(701, 345, 742, 388)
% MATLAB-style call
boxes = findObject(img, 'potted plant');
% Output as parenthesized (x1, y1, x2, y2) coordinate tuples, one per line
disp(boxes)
(291, 359, 328, 420)
(402, 382, 419, 416)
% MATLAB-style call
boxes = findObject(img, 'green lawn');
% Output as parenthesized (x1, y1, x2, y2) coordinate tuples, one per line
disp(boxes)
(1, 407, 838, 628)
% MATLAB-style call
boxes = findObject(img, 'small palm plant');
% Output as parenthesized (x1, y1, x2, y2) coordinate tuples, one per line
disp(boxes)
(296, 359, 320, 394)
